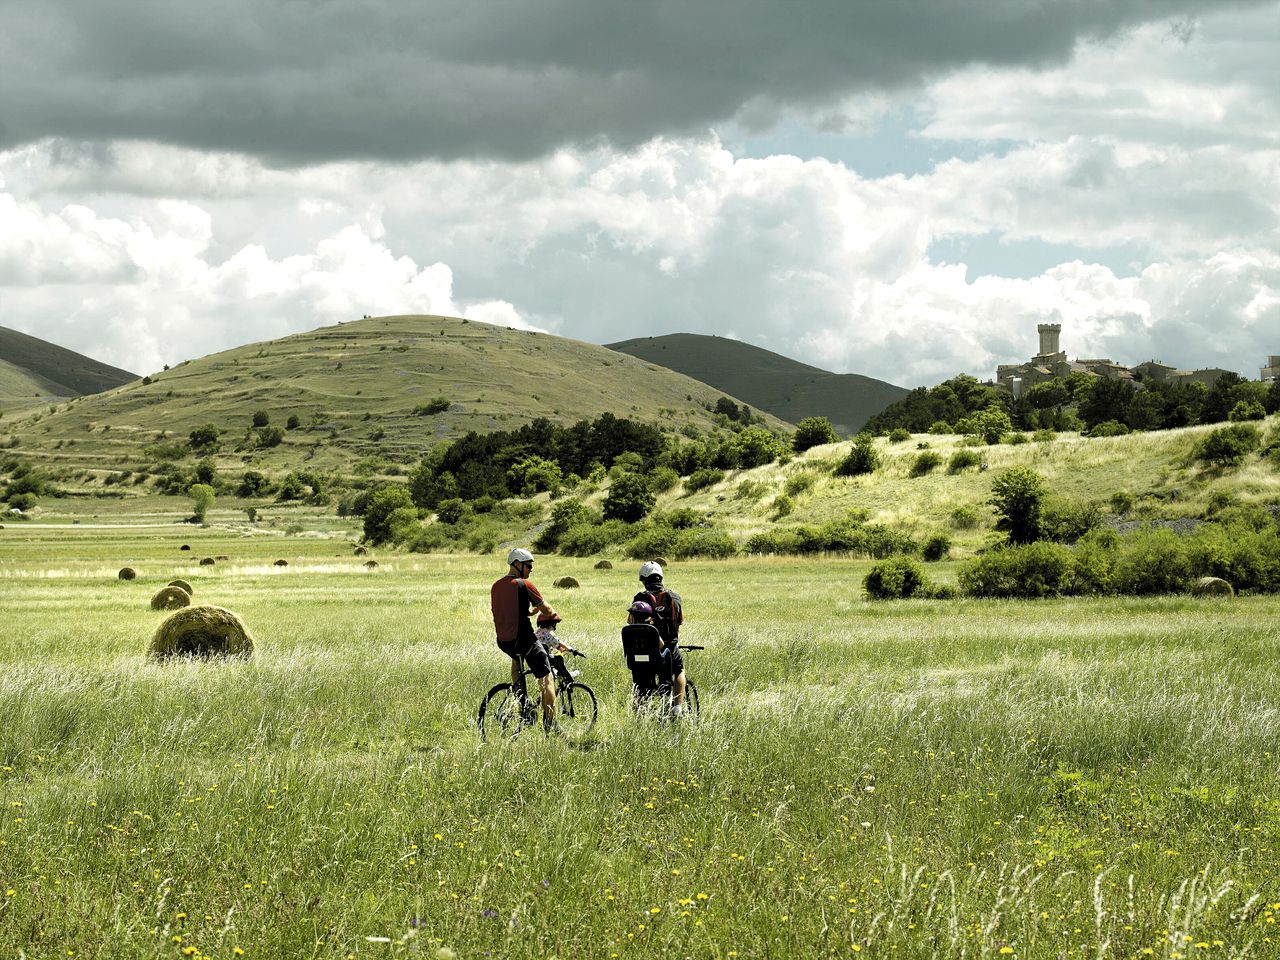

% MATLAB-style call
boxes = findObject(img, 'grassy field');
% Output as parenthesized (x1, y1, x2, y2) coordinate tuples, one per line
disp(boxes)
(4, 516, 1280, 960)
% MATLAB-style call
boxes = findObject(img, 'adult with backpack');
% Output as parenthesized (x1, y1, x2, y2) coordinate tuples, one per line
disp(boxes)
(491, 547, 561, 734)
(632, 560, 688, 714)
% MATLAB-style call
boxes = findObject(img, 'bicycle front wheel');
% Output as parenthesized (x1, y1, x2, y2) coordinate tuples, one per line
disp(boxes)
(684, 679, 700, 720)
(478, 684, 528, 742)
(559, 682, 598, 739)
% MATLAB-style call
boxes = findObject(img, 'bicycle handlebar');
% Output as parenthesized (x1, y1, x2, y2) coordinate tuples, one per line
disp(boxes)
(678, 644, 704, 651)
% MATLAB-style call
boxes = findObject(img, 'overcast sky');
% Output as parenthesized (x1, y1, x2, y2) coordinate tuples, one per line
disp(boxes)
(2, 0, 1277, 387)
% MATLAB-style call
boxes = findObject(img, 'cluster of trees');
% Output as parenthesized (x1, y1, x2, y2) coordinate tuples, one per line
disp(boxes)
(866, 371, 1280, 439)
(408, 413, 790, 508)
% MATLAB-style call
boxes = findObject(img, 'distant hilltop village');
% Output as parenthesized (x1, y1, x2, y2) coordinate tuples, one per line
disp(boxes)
(995, 323, 1279, 398)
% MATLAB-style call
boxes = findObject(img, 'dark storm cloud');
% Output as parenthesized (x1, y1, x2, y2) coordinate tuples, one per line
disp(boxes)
(1, 0, 1266, 165)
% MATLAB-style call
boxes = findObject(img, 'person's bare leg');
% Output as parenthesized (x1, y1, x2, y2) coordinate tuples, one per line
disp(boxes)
(673, 671, 687, 710)
(510, 657, 522, 688)
(539, 673, 558, 730)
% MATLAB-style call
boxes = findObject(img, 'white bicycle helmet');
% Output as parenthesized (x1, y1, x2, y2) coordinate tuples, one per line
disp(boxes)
(638, 560, 663, 581)
(507, 547, 534, 565)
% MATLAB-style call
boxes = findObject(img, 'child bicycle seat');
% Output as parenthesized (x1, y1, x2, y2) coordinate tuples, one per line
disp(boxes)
(621, 622, 667, 691)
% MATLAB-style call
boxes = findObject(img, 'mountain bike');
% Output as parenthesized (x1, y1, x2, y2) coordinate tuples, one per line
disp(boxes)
(477, 646, 597, 742)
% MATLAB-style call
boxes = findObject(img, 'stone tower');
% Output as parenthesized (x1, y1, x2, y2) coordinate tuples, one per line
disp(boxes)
(1037, 323, 1062, 357)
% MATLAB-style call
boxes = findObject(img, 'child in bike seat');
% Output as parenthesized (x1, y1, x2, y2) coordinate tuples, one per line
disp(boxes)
(620, 600, 670, 701)
(536, 613, 574, 683)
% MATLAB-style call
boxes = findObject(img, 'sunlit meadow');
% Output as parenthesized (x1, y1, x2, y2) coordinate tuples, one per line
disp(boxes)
(3, 522, 1280, 959)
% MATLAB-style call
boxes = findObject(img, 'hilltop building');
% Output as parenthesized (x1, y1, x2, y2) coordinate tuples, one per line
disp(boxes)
(1263, 356, 1280, 381)
(996, 324, 1253, 397)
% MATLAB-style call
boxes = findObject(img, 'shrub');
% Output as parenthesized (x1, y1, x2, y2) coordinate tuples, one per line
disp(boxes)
(652, 508, 702, 529)
(928, 421, 951, 435)
(256, 426, 284, 448)
(363, 486, 416, 545)
(1088, 420, 1130, 438)
(684, 468, 724, 493)
(947, 450, 982, 474)
(1040, 499, 1102, 544)
(238, 471, 271, 498)
(1007, 432, 1029, 445)
(958, 542, 1073, 598)
(745, 530, 800, 555)
(922, 533, 952, 562)
(7, 491, 37, 512)
(735, 479, 770, 501)
(1110, 491, 1134, 514)
(855, 524, 918, 559)
(252, 410, 270, 428)
(625, 524, 682, 561)
(1067, 534, 1117, 596)
(286, 414, 301, 430)
(771, 495, 794, 519)
(792, 416, 838, 452)
(836, 434, 879, 477)
(1112, 528, 1191, 595)
(558, 520, 633, 556)
(189, 423, 221, 450)
(435, 498, 470, 524)
(950, 505, 980, 529)
(414, 397, 452, 415)
(910, 451, 943, 477)
(1195, 423, 1262, 467)
(990, 467, 1046, 544)
(1033, 429, 1057, 443)
(604, 473, 656, 522)
(647, 466, 680, 494)
(888, 427, 911, 443)
(734, 427, 785, 468)
(784, 473, 816, 497)
(960, 407, 1013, 444)
(864, 557, 926, 600)
(674, 528, 738, 559)
(1229, 400, 1266, 422)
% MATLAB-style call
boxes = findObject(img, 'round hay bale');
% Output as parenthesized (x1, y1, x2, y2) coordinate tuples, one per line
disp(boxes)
(179, 544, 191, 551)
(118, 566, 137, 581)
(149, 604, 254, 659)
(150, 586, 192, 611)
(354, 546, 368, 556)
(594, 559, 613, 570)
(1191, 576, 1234, 597)
(364, 559, 379, 570)
(652, 557, 669, 567)
(215, 555, 231, 561)
(553, 576, 580, 589)
(167, 579, 194, 596)
(199, 557, 216, 566)
(273, 559, 288, 567)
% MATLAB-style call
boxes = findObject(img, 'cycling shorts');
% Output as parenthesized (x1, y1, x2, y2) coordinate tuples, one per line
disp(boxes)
(497, 629, 552, 679)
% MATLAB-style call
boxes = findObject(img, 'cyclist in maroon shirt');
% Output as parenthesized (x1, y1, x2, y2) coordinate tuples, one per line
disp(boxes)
(491, 547, 561, 733)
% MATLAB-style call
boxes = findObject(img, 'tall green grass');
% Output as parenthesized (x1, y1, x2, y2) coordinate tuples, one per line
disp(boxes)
(2, 529, 1280, 958)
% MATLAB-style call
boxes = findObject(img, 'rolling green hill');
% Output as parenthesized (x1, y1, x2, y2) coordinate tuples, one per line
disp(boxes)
(607, 333, 909, 434)
(5, 315, 788, 479)
(0, 325, 137, 409)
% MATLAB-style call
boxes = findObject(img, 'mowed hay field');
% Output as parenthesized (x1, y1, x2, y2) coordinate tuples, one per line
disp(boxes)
(3, 525, 1280, 960)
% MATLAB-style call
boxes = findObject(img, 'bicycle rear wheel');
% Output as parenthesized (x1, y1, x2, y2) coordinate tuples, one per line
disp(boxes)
(478, 683, 529, 742)
(558, 682, 598, 739)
